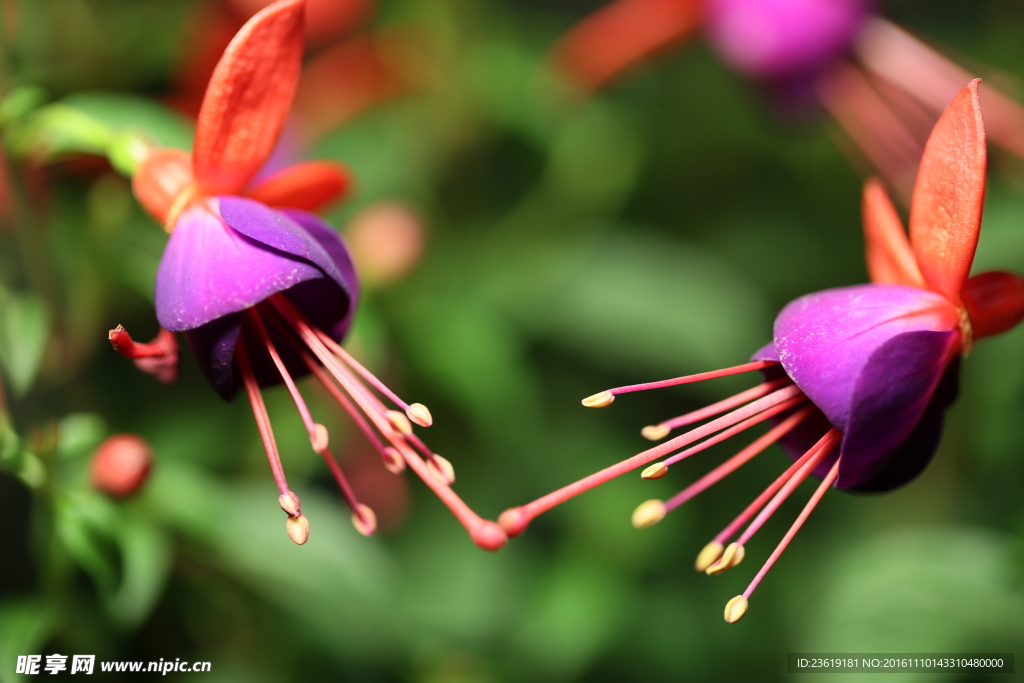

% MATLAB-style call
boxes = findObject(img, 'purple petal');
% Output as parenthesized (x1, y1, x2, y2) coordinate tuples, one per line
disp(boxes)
(848, 359, 960, 493)
(835, 329, 958, 488)
(158, 198, 360, 399)
(751, 341, 779, 362)
(156, 201, 330, 331)
(705, 0, 868, 80)
(218, 196, 352, 299)
(184, 314, 242, 400)
(279, 208, 360, 342)
(773, 284, 958, 431)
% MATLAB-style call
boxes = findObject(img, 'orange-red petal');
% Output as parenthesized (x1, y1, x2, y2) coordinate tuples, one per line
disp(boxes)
(553, 0, 701, 92)
(193, 0, 305, 195)
(132, 148, 194, 225)
(861, 178, 924, 287)
(908, 79, 986, 304)
(246, 161, 351, 211)
(962, 270, 1024, 341)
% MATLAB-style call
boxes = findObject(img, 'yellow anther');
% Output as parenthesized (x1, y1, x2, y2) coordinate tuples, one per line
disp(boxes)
(705, 542, 744, 574)
(724, 595, 748, 624)
(286, 514, 310, 545)
(641, 462, 669, 480)
(694, 541, 724, 572)
(382, 447, 406, 474)
(386, 410, 413, 435)
(278, 491, 301, 517)
(631, 499, 666, 528)
(641, 424, 670, 441)
(426, 454, 456, 485)
(352, 504, 377, 536)
(406, 402, 433, 428)
(581, 391, 614, 408)
(311, 423, 329, 452)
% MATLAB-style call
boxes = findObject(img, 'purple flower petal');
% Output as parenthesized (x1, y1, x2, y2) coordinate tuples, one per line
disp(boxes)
(705, 0, 868, 80)
(184, 314, 242, 400)
(156, 201, 330, 332)
(217, 196, 351, 298)
(279, 208, 360, 341)
(773, 284, 958, 431)
(848, 359, 960, 493)
(836, 329, 958, 488)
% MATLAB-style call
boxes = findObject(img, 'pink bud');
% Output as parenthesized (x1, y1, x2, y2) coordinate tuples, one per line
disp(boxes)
(90, 434, 153, 498)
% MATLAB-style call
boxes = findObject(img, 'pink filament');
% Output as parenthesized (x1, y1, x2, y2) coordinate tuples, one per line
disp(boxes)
(247, 308, 321, 445)
(658, 377, 790, 432)
(742, 457, 842, 598)
(267, 295, 504, 549)
(236, 340, 290, 496)
(512, 384, 803, 527)
(661, 394, 805, 468)
(663, 406, 814, 513)
(608, 360, 780, 396)
(275, 294, 413, 411)
(714, 428, 838, 545)
(734, 429, 840, 546)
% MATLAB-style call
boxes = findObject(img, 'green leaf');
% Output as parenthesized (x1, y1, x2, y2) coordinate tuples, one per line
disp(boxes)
(517, 232, 774, 386)
(56, 413, 107, 461)
(105, 515, 172, 628)
(60, 92, 193, 151)
(54, 490, 121, 596)
(805, 526, 1024, 665)
(0, 599, 55, 683)
(0, 289, 50, 396)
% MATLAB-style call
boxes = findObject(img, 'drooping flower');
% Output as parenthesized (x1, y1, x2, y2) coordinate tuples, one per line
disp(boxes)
(498, 80, 1024, 621)
(118, 0, 506, 551)
(553, 0, 1024, 199)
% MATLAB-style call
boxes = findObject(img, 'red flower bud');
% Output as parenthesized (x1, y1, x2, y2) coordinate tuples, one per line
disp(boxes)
(90, 434, 153, 498)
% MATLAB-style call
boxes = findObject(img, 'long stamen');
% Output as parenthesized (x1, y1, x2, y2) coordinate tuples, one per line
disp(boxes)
(645, 377, 791, 440)
(733, 429, 840, 547)
(319, 445, 377, 536)
(583, 360, 780, 408)
(633, 401, 809, 532)
(300, 347, 406, 473)
(261, 303, 404, 472)
(724, 457, 842, 624)
(405, 431, 456, 485)
(664, 406, 814, 513)
(237, 340, 290, 496)
(713, 428, 838, 548)
(246, 309, 328, 451)
(659, 394, 805, 469)
(269, 296, 506, 550)
(704, 428, 840, 574)
(271, 294, 432, 427)
(247, 307, 377, 535)
(500, 384, 803, 536)
(237, 340, 309, 545)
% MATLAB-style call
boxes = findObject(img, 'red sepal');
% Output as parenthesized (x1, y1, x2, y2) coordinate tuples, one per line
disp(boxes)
(132, 148, 194, 225)
(246, 160, 351, 211)
(962, 271, 1024, 341)
(862, 178, 924, 287)
(908, 79, 987, 304)
(193, 0, 306, 195)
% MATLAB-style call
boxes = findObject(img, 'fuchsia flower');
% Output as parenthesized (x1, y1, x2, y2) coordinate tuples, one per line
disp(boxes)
(498, 81, 1024, 622)
(553, 0, 1024, 198)
(120, 0, 506, 551)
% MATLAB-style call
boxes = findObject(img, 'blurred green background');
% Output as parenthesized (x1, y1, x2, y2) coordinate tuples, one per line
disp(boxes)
(1, 0, 1023, 681)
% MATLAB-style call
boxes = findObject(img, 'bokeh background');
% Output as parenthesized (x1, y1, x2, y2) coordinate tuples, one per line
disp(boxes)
(1, 0, 1023, 681)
